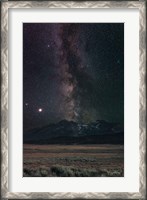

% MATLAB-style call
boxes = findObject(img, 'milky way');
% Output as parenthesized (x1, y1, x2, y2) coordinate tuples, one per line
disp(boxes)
(55, 24, 87, 121)
(23, 23, 124, 130)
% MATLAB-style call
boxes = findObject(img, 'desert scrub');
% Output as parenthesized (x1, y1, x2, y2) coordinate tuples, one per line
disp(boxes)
(60, 157, 97, 162)
(23, 167, 49, 177)
(51, 165, 101, 177)
(40, 168, 49, 176)
(51, 165, 74, 177)
(24, 166, 124, 177)
(100, 168, 123, 177)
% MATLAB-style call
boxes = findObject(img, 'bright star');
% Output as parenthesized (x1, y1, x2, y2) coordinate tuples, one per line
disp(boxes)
(38, 108, 43, 112)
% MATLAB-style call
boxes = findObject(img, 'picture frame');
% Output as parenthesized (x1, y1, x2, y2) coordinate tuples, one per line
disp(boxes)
(1, 1, 146, 199)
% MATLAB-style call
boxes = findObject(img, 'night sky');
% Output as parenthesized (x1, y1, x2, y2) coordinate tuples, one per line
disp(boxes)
(23, 23, 124, 131)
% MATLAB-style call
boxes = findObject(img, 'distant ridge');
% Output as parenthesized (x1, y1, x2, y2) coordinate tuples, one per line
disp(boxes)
(23, 120, 124, 144)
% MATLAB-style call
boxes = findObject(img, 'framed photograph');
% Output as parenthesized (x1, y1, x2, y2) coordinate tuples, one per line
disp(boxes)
(1, 1, 146, 199)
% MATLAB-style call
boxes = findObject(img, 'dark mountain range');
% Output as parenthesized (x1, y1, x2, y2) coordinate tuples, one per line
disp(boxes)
(23, 120, 124, 144)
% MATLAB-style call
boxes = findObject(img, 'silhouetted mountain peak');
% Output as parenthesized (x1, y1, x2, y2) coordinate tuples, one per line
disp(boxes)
(24, 120, 124, 144)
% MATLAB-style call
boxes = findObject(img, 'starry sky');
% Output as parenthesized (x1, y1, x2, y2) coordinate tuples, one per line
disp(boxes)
(23, 23, 124, 131)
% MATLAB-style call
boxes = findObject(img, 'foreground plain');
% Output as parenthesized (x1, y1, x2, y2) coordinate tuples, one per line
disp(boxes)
(23, 144, 124, 177)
